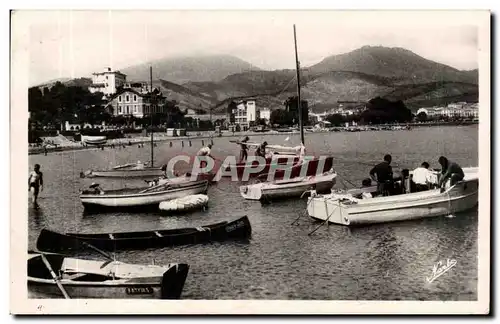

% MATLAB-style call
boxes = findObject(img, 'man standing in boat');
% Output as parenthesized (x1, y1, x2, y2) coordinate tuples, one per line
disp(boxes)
(437, 156, 464, 188)
(239, 136, 250, 163)
(369, 154, 394, 196)
(28, 163, 43, 205)
(255, 141, 268, 158)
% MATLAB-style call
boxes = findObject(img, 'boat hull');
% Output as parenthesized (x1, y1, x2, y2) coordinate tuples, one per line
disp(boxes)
(27, 254, 189, 299)
(240, 172, 337, 201)
(224, 156, 334, 181)
(307, 178, 478, 226)
(81, 135, 107, 146)
(36, 216, 252, 252)
(84, 168, 164, 178)
(80, 181, 208, 209)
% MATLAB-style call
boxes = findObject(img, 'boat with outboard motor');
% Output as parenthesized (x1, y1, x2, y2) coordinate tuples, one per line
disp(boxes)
(306, 167, 479, 226)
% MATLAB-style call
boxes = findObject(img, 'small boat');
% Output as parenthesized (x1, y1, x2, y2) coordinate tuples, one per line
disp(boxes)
(240, 169, 337, 201)
(81, 135, 107, 146)
(28, 252, 189, 299)
(222, 152, 334, 181)
(81, 163, 164, 178)
(306, 174, 478, 227)
(79, 180, 208, 210)
(159, 194, 209, 213)
(35, 216, 252, 253)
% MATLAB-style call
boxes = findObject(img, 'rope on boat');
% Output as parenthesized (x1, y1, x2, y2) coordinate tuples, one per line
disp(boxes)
(308, 199, 341, 236)
(291, 189, 317, 225)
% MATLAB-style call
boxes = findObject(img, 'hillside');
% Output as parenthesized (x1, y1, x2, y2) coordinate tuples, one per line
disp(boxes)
(308, 46, 477, 85)
(120, 55, 262, 84)
(31, 46, 478, 115)
(34, 77, 92, 90)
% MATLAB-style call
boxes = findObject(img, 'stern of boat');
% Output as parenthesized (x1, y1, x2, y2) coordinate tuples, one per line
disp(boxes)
(160, 263, 190, 299)
(239, 184, 263, 200)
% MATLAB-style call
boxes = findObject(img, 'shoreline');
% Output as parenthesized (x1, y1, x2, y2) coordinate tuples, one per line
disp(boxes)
(29, 122, 478, 156)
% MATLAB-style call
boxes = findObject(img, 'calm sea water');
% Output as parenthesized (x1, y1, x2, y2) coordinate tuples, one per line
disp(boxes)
(28, 125, 479, 300)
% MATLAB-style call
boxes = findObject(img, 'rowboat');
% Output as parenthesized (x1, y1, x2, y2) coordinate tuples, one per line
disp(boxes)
(81, 135, 107, 146)
(306, 173, 478, 227)
(159, 194, 209, 213)
(82, 164, 164, 178)
(79, 180, 208, 210)
(35, 216, 252, 253)
(240, 169, 337, 201)
(28, 252, 189, 299)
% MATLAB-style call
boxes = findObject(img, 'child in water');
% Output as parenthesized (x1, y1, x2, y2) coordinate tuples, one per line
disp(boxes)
(28, 164, 43, 204)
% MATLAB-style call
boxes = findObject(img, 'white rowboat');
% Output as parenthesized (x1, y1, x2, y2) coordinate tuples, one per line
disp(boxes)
(80, 180, 208, 208)
(28, 252, 189, 299)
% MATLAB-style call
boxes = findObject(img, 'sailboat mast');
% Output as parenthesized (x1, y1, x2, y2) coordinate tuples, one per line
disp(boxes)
(150, 66, 154, 168)
(293, 24, 304, 145)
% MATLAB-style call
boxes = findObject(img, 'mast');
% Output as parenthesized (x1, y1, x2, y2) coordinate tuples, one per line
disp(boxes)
(293, 24, 304, 145)
(150, 66, 154, 168)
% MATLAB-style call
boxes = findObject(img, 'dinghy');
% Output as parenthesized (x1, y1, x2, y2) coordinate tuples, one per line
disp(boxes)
(81, 135, 107, 146)
(159, 194, 209, 213)
(35, 216, 252, 253)
(28, 252, 189, 299)
(82, 164, 164, 178)
(79, 180, 208, 210)
(306, 173, 478, 227)
(240, 169, 337, 201)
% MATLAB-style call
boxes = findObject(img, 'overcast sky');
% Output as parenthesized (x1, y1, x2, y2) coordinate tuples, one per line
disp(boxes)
(18, 10, 480, 86)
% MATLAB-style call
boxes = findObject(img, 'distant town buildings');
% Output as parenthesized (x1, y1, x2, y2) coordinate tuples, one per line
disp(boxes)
(89, 67, 127, 96)
(417, 102, 478, 119)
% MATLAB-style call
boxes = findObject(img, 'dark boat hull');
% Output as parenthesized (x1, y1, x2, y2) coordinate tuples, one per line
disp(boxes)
(36, 216, 252, 253)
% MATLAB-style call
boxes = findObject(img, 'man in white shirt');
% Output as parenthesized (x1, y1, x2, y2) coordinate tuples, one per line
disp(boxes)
(196, 144, 213, 168)
(411, 162, 436, 192)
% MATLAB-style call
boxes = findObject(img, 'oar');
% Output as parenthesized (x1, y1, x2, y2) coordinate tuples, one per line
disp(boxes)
(81, 242, 115, 261)
(40, 253, 71, 299)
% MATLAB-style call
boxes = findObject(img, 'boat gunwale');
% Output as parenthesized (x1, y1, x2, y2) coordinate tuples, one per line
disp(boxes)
(79, 181, 208, 199)
(309, 182, 478, 216)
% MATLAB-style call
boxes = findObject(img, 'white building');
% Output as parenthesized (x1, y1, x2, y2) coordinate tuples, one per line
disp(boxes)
(89, 67, 127, 96)
(234, 99, 257, 127)
(416, 103, 478, 119)
(259, 108, 271, 122)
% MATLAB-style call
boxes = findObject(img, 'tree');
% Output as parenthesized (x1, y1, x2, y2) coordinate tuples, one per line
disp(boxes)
(284, 96, 309, 125)
(270, 109, 295, 126)
(325, 114, 345, 126)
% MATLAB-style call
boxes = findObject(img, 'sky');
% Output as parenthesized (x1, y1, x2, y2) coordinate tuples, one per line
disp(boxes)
(15, 10, 481, 86)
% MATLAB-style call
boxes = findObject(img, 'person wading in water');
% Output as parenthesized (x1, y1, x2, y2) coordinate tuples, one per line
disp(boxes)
(28, 164, 44, 205)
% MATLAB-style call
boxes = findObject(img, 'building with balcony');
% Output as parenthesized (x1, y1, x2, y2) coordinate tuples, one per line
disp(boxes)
(89, 67, 127, 96)
(106, 87, 166, 118)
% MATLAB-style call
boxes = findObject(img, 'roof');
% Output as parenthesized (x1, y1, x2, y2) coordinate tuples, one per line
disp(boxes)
(108, 88, 165, 101)
(92, 71, 127, 77)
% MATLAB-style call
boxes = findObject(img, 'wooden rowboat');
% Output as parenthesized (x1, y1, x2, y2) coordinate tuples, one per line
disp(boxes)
(28, 252, 189, 299)
(35, 216, 252, 253)
(79, 180, 208, 210)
